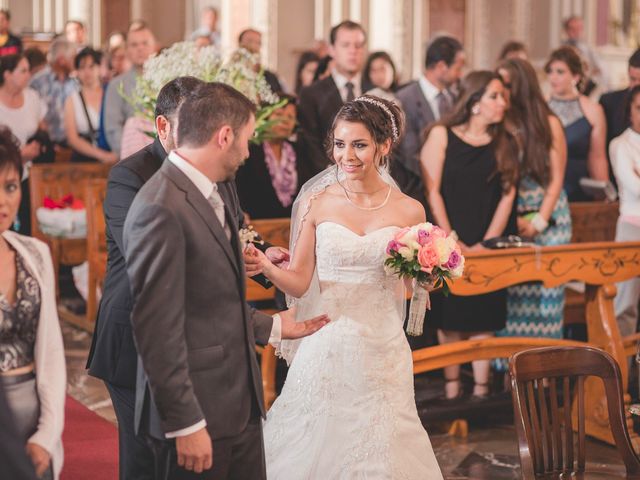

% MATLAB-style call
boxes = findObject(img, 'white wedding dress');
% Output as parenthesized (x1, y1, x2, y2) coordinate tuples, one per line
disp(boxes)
(264, 221, 443, 479)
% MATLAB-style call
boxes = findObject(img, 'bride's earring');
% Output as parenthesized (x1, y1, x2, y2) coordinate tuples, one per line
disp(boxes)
(471, 104, 480, 115)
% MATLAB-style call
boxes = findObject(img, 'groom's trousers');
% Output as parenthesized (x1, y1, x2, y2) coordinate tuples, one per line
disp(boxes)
(144, 415, 266, 480)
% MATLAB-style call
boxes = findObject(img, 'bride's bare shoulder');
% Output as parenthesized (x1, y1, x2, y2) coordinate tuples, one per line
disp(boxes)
(390, 189, 426, 224)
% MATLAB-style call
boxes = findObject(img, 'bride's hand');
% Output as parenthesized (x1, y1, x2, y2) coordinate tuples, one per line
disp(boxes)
(243, 244, 266, 277)
(278, 307, 330, 339)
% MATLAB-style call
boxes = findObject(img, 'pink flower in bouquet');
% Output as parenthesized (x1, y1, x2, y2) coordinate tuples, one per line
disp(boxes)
(386, 240, 403, 255)
(430, 226, 447, 239)
(417, 244, 439, 273)
(444, 249, 462, 270)
(417, 229, 432, 246)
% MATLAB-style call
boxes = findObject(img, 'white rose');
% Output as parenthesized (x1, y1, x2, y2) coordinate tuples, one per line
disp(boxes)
(398, 246, 415, 261)
(434, 238, 451, 264)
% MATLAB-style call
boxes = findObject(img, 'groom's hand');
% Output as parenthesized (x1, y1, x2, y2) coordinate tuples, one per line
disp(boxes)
(279, 307, 329, 339)
(176, 427, 213, 473)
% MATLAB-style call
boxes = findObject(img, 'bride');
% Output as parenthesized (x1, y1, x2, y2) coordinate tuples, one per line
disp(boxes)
(247, 95, 444, 479)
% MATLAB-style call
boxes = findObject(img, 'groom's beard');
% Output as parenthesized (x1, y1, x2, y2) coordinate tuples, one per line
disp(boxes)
(223, 142, 248, 181)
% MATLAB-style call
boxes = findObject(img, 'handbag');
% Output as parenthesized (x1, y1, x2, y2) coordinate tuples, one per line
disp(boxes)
(70, 91, 100, 163)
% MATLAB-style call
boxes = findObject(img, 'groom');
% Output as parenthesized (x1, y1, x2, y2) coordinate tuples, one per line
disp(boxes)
(123, 82, 328, 479)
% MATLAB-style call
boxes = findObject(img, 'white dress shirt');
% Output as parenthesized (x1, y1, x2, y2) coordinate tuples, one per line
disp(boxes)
(609, 128, 640, 224)
(418, 75, 448, 120)
(165, 151, 282, 439)
(332, 70, 362, 102)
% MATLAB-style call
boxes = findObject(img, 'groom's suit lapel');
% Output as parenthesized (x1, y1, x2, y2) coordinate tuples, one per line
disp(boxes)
(162, 161, 240, 277)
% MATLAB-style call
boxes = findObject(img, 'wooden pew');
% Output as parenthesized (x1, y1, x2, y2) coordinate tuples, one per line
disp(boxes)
(565, 202, 619, 326)
(413, 241, 640, 448)
(29, 163, 111, 328)
(84, 179, 108, 332)
(247, 218, 291, 409)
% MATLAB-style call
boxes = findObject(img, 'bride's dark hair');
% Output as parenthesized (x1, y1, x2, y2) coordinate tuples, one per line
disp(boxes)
(324, 95, 405, 167)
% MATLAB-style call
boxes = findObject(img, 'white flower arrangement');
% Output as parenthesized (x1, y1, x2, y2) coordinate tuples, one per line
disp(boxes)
(122, 42, 285, 143)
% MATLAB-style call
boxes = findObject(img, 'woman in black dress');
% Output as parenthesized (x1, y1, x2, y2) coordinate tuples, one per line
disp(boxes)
(236, 94, 315, 219)
(420, 71, 518, 399)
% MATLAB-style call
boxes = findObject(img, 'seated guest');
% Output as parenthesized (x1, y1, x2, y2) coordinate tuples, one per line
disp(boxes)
(103, 20, 156, 157)
(494, 58, 571, 372)
(23, 48, 47, 80)
(64, 20, 88, 49)
(294, 50, 319, 95)
(64, 47, 116, 164)
(609, 85, 640, 338)
(600, 49, 640, 159)
(0, 9, 22, 57)
(29, 38, 78, 145)
(236, 94, 314, 218)
(497, 40, 528, 62)
(420, 71, 518, 399)
(0, 127, 66, 479)
(546, 46, 608, 201)
(0, 54, 48, 234)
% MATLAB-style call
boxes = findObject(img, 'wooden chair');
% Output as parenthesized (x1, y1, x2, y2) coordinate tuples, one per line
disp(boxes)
(509, 346, 640, 479)
(84, 179, 108, 331)
(29, 163, 111, 323)
(246, 218, 291, 410)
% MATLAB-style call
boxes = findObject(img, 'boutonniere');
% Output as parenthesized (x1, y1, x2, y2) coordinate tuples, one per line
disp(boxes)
(239, 225, 265, 249)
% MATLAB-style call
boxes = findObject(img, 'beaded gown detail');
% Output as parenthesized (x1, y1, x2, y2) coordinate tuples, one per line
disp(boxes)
(263, 222, 443, 479)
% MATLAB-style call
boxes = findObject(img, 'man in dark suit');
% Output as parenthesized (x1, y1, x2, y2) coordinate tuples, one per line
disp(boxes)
(123, 82, 328, 479)
(86, 76, 204, 479)
(394, 36, 465, 209)
(297, 20, 371, 172)
(600, 49, 640, 157)
(238, 28, 282, 93)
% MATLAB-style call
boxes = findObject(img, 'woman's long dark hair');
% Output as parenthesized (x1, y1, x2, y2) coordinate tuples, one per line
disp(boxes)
(363, 51, 398, 92)
(498, 58, 554, 186)
(425, 70, 519, 191)
(294, 51, 320, 95)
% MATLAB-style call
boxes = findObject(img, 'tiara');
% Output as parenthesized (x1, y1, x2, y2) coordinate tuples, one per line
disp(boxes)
(353, 96, 399, 141)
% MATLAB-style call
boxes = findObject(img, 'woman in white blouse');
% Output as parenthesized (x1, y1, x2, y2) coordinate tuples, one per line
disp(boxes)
(64, 47, 117, 164)
(609, 84, 640, 338)
(0, 127, 66, 479)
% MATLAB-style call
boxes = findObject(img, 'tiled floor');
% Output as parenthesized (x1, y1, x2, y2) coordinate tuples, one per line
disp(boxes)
(62, 321, 624, 479)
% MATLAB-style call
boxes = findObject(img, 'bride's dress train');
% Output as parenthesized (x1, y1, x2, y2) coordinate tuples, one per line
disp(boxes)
(264, 222, 443, 479)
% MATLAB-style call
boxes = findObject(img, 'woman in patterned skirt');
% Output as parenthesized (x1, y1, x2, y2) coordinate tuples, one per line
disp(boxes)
(493, 58, 572, 372)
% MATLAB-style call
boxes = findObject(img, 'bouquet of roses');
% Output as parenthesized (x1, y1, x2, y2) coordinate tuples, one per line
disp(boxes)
(384, 222, 465, 335)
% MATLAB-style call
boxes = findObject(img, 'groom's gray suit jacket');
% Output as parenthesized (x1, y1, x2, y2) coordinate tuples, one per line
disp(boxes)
(123, 160, 273, 440)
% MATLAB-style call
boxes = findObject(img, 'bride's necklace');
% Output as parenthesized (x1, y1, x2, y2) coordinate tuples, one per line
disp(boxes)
(343, 183, 392, 211)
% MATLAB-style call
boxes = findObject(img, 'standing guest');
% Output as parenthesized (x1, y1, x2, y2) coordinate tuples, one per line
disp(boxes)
(189, 6, 221, 47)
(0, 9, 22, 57)
(494, 59, 572, 371)
(238, 28, 283, 93)
(0, 54, 48, 235)
(106, 31, 126, 51)
(29, 38, 78, 145)
(609, 85, 640, 338)
(0, 381, 38, 480)
(563, 16, 607, 91)
(122, 81, 326, 480)
(420, 71, 518, 399)
(194, 34, 212, 49)
(497, 40, 528, 62)
(396, 36, 465, 209)
(294, 51, 319, 95)
(600, 49, 640, 155)
(236, 94, 314, 219)
(546, 46, 608, 201)
(0, 126, 66, 480)
(298, 20, 371, 172)
(64, 48, 116, 164)
(87, 77, 203, 480)
(363, 51, 400, 101)
(64, 20, 87, 49)
(105, 44, 128, 80)
(103, 20, 156, 157)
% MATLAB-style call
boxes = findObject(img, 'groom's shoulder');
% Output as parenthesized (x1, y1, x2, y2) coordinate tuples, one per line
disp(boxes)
(130, 167, 179, 211)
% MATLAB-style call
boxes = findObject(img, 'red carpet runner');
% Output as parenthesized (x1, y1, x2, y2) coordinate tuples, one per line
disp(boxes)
(61, 395, 118, 479)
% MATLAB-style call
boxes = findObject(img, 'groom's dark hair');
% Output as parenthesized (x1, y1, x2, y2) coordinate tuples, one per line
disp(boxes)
(177, 82, 256, 148)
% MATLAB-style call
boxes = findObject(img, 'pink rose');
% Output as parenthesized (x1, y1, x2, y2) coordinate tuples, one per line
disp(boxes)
(444, 249, 462, 270)
(386, 240, 402, 255)
(417, 245, 439, 273)
(430, 226, 447, 239)
(417, 229, 432, 246)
